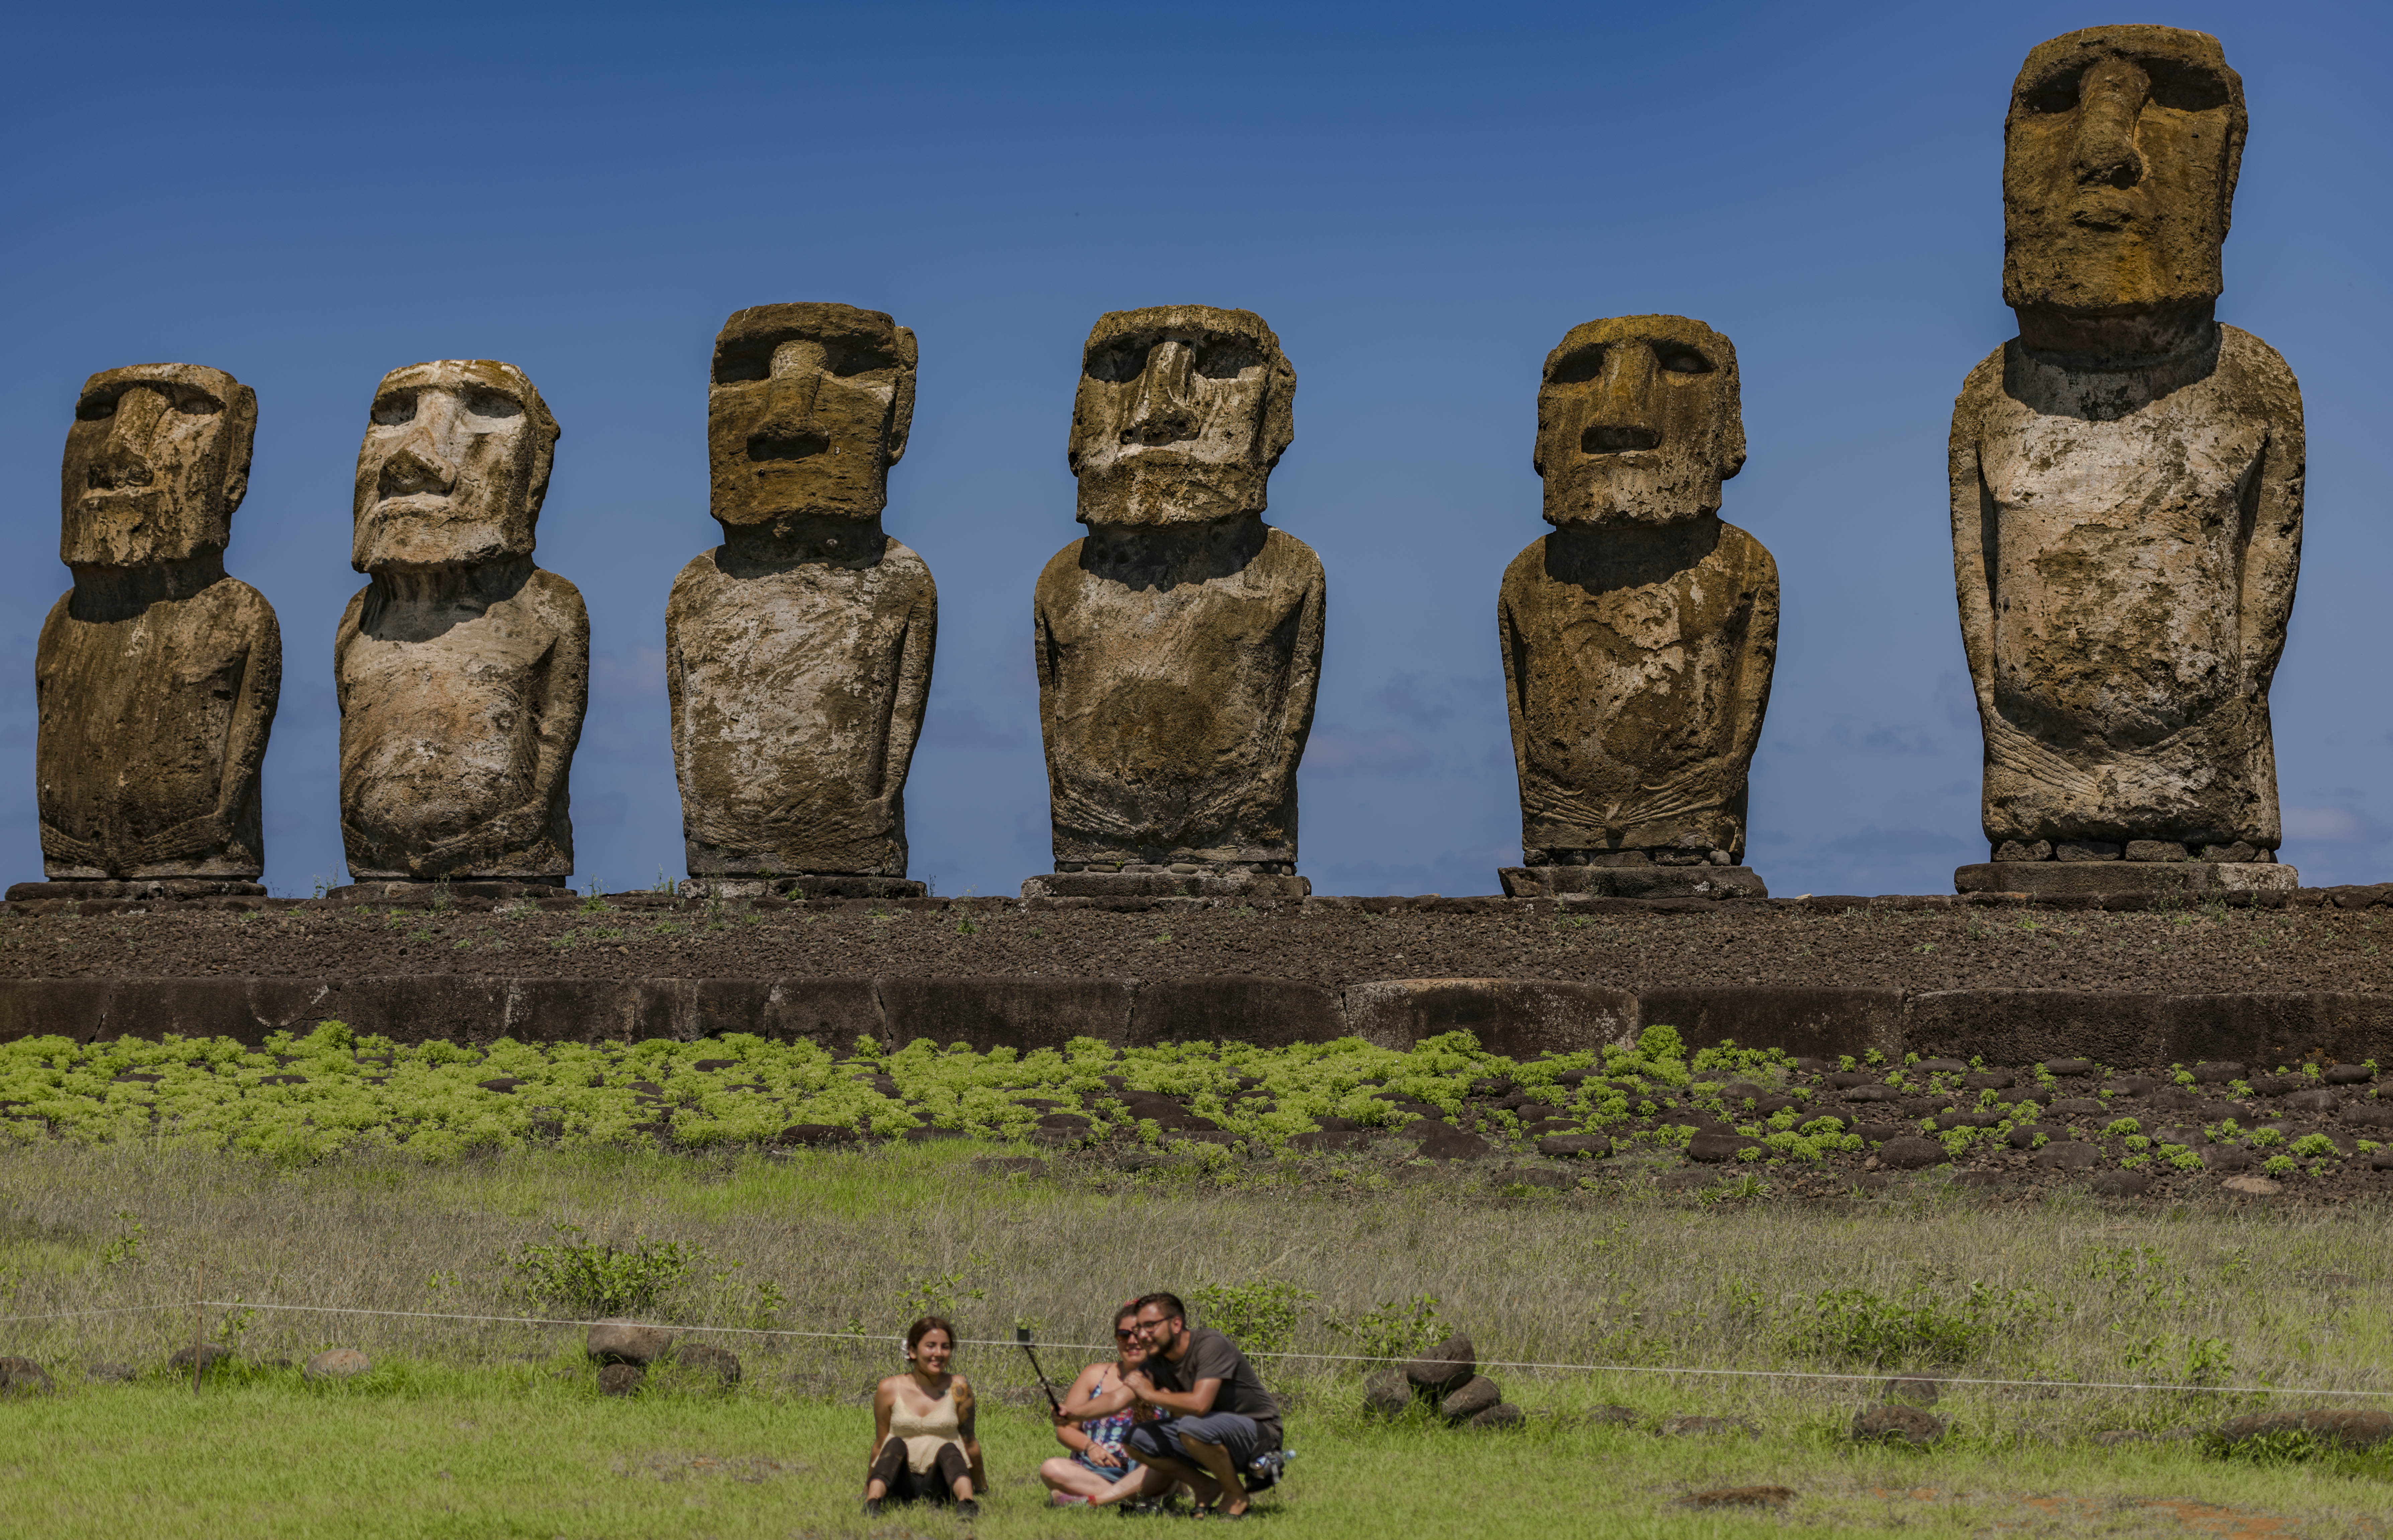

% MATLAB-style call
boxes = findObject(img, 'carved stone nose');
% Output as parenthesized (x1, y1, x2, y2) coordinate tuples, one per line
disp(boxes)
(2072, 62, 2148, 190)
(88, 386, 167, 490)
(377, 442, 455, 499)
(1123, 340, 1199, 446)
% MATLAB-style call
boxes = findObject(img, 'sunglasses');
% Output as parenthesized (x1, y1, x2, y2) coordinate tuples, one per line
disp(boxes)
(1115, 1328, 1139, 1339)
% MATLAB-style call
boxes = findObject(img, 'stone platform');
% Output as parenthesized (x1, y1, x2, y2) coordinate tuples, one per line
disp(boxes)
(1021, 871, 1312, 900)
(328, 880, 570, 904)
(1955, 862, 2300, 898)
(1500, 865, 1767, 900)
(679, 876, 927, 901)
(4, 879, 266, 902)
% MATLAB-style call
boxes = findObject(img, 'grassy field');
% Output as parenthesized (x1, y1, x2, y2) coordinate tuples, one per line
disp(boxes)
(3, 1137, 2390, 1537)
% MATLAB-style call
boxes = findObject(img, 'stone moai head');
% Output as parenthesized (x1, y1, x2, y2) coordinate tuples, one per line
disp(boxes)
(1067, 305, 1296, 526)
(708, 303, 917, 529)
(1535, 315, 1744, 527)
(60, 363, 257, 569)
(2003, 25, 2246, 323)
(352, 360, 560, 573)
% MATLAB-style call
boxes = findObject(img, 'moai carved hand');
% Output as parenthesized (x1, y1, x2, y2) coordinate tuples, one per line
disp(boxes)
(1030, 305, 1323, 895)
(1498, 316, 1777, 899)
(1950, 26, 2302, 893)
(335, 360, 587, 884)
(33, 364, 281, 889)
(665, 304, 936, 895)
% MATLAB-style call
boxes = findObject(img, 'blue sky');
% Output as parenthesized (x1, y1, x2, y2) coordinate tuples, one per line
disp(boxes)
(4, 1, 2389, 898)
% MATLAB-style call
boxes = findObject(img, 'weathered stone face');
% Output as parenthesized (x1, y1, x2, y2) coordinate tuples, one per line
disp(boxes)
(61, 363, 256, 568)
(1536, 315, 1743, 528)
(38, 363, 279, 881)
(1038, 307, 1321, 870)
(2002, 26, 2245, 336)
(671, 304, 936, 881)
(707, 303, 916, 529)
(352, 360, 558, 573)
(1068, 305, 1295, 528)
(1505, 316, 1776, 866)
(1953, 29, 2301, 865)
(338, 361, 585, 882)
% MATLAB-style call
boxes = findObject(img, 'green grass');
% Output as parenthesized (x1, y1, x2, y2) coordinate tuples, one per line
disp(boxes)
(7, 1366, 2392, 1539)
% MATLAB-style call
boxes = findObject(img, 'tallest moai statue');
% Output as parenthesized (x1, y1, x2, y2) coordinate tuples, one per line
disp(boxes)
(1950, 25, 2304, 897)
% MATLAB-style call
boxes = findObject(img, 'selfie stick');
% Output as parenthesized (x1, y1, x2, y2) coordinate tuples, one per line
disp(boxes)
(1014, 1325, 1064, 1414)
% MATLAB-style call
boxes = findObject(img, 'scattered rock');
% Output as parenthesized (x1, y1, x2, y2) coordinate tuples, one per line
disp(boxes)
(2047, 1097, 2107, 1116)
(2107, 1076, 2158, 1096)
(476, 1076, 521, 1093)
(1841, 1085, 1898, 1103)
(1537, 1134, 1611, 1159)
(2216, 1409, 2393, 1449)
(2375, 1150, 2393, 1171)
(2347, 1104, 2393, 1129)
(303, 1348, 370, 1381)
(667, 1342, 742, 1385)
(1466, 1402, 1524, 1430)
(1439, 1374, 1502, 1423)
(902, 1126, 966, 1143)
(2204, 1146, 2253, 1171)
(2005, 1125, 2058, 1149)
(2041, 1058, 2094, 1077)
(2088, 1171, 2151, 1197)
(0, 1356, 55, 1394)
(1688, 1132, 1762, 1163)
(1877, 1136, 1945, 1170)
(598, 1363, 646, 1397)
(1587, 1404, 1638, 1425)
(168, 1343, 232, 1372)
(1362, 1368, 1413, 1419)
(1414, 1125, 1492, 1161)
(1884, 1376, 1940, 1406)
(1403, 1335, 1476, 1397)
(2282, 1089, 2337, 1113)
(588, 1320, 675, 1366)
(2249, 1075, 2308, 1097)
(1827, 1072, 1879, 1090)
(2033, 1142, 2098, 1170)
(969, 1156, 1045, 1176)
(1916, 1058, 1969, 1073)
(1852, 1405, 1944, 1445)
(2221, 1175, 2282, 1196)
(1662, 1415, 1753, 1437)
(1681, 1486, 1793, 1509)
(1964, 1070, 2015, 1090)
(2191, 1062, 2244, 1084)
(85, 1363, 133, 1383)
(2323, 1064, 2375, 1085)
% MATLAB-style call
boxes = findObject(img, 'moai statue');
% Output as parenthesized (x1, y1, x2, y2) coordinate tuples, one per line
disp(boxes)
(1496, 317, 1778, 900)
(334, 360, 588, 893)
(666, 303, 937, 900)
(1950, 26, 2303, 897)
(19, 364, 282, 900)
(1027, 305, 1323, 899)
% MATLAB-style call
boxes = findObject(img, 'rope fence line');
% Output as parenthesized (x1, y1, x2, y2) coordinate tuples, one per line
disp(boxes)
(6, 1298, 2390, 1403)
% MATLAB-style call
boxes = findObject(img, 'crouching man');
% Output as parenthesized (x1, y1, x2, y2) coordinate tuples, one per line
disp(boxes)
(1064, 1290, 1282, 1518)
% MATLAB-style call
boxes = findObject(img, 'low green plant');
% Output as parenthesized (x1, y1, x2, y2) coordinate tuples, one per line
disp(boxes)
(1188, 1278, 1317, 1356)
(1325, 1293, 1444, 1362)
(502, 1222, 704, 1317)
(1788, 1281, 2046, 1369)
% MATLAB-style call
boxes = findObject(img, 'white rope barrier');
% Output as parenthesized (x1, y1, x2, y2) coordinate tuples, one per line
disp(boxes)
(8, 1297, 2378, 1403)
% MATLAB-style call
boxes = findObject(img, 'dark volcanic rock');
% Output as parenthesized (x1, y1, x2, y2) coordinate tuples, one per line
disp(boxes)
(2216, 1409, 2392, 1449)
(1877, 1136, 1945, 1170)
(2033, 1142, 2099, 1170)
(2089, 1171, 2151, 1197)
(2324, 1064, 2375, 1085)
(588, 1320, 674, 1366)
(0, 1356, 55, 1394)
(1688, 1132, 1762, 1163)
(1853, 1405, 1944, 1445)
(1439, 1374, 1502, 1423)
(1467, 1402, 1525, 1430)
(1884, 1376, 1941, 1406)
(2041, 1058, 2093, 1077)
(667, 1341, 742, 1385)
(1363, 1368, 1413, 1419)
(598, 1362, 645, 1397)
(1404, 1336, 1475, 1397)
(1414, 1124, 1491, 1161)
(1538, 1134, 1611, 1159)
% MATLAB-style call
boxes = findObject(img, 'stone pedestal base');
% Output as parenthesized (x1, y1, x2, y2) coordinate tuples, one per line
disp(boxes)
(6, 879, 267, 902)
(328, 880, 568, 904)
(1954, 861, 2300, 897)
(1022, 870, 1312, 900)
(678, 875, 926, 901)
(1500, 865, 1768, 900)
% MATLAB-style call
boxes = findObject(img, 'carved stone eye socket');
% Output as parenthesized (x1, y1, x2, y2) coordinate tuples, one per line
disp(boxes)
(1192, 341, 1261, 380)
(1658, 349, 1713, 376)
(370, 394, 417, 427)
(171, 393, 219, 415)
(1546, 346, 1605, 386)
(1084, 341, 1150, 385)
(462, 391, 522, 421)
(2019, 57, 2232, 116)
(75, 394, 119, 421)
(826, 344, 900, 379)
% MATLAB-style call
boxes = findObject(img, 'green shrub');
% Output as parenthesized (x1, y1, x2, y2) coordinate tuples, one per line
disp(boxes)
(1788, 1282, 2046, 1368)
(1188, 1279, 1317, 1356)
(502, 1223, 704, 1317)
(1325, 1294, 1444, 1362)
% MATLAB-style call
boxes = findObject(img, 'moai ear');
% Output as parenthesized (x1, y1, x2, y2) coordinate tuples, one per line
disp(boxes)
(887, 326, 919, 467)
(221, 384, 259, 515)
(1258, 347, 1297, 470)
(1711, 335, 1746, 485)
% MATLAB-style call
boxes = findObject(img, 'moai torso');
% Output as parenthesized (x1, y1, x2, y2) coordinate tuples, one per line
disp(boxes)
(668, 541, 935, 875)
(1036, 525, 1324, 865)
(37, 363, 280, 881)
(1036, 305, 1323, 871)
(337, 360, 588, 882)
(666, 304, 936, 879)
(1951, 26, 2303, 856)
(336, 570, 587, 878)
(1500, 519, 1776, 857)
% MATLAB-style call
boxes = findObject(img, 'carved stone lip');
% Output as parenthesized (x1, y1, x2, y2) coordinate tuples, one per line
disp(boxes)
(370, 492, 459, 514)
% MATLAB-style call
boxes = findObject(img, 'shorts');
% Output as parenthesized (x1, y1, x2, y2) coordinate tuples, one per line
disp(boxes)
(869, 1438, 968, 1503)
(1125, 1411, 1275, 1469)
(1071, 1443, 1141, 1478)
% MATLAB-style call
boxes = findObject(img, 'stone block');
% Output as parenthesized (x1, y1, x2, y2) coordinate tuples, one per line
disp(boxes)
(1021, 872, 1310, 900)
(1128, 977, 1344, 1048)
(1342, 978, 1635, 1056)
(1954, 862, 2299, 897)
(1639, 986, 1903, 1064)
(1499, 865, 1767, 899)
(875, 976, 1133, 1052)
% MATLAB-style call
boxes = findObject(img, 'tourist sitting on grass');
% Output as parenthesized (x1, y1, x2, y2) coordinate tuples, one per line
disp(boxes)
(863, 1316, 984, 1518)
(1055, 1291, 1282, 1518)
(1037, 1301, 1155, 1506)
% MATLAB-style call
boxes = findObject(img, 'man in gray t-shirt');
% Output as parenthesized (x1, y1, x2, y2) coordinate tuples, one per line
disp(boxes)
(1113, 1291, 1280, 1516)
